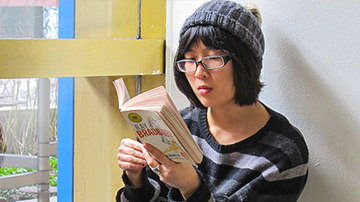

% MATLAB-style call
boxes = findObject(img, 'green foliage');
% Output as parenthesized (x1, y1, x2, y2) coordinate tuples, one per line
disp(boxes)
(0, 157, 58, 200)
(49, 156, 58, 186)
(0, 167, 36, 176)
(50, 156, 57, 171)
(0, 156, 57, 185)
(0, 167, 38, 199)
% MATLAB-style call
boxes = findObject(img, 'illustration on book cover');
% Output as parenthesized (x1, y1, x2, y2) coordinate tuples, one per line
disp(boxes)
(123, 111, 192, 163)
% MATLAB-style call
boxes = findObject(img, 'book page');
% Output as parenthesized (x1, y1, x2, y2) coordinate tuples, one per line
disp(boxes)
(113, 78, 131, 108)
(122, 86, 166, 109)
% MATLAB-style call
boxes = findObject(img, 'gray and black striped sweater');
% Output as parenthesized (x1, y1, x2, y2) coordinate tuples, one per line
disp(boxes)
(117, 105, 308, 202)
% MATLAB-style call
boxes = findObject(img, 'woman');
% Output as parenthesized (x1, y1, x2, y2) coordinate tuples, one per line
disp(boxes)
(116, 0, 308, 201)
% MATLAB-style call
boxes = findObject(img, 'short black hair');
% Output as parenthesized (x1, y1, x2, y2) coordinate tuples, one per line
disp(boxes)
(174, 25, 264, 109)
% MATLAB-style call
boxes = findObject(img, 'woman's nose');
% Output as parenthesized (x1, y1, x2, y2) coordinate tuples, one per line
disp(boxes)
(194, 62, 209, 79)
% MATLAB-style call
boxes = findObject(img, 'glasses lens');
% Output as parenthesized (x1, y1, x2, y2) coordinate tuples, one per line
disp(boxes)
(202, 56, 224, 69)
(177, 60, 196, 72)
(176, 55, 227, 72)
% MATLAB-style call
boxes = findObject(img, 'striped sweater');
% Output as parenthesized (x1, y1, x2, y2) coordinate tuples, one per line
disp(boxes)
(116, 105, 309, 202)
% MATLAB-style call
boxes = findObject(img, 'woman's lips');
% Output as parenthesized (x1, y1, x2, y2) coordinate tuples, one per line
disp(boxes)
(198, 85, 212, 95)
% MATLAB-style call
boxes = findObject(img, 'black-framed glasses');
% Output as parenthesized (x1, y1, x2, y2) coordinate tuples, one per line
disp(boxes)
(176, 55, 231, 73)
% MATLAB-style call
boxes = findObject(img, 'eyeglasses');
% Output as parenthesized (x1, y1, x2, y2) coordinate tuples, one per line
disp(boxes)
(176, 55, 231, 73)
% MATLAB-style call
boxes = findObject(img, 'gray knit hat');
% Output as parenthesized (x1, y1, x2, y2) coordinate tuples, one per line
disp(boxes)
(179, 0, 265, 69)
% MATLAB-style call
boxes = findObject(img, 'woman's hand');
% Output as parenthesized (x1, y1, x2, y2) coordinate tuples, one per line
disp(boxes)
(143, 143, 201, 199)
(117, 138, 146, 187)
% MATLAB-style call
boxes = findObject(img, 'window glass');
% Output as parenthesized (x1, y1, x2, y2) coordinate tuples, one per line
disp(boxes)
(0, 1, 58, 155)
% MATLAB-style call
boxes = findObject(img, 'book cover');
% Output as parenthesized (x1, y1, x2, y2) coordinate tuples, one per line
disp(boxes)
(113, 78, 203, 167)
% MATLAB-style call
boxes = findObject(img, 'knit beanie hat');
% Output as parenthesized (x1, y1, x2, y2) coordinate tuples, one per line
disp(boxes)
(179, 0, 265, 69)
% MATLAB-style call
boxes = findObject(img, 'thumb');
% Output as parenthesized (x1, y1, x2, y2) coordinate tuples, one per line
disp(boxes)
(143, 143, 172, 166)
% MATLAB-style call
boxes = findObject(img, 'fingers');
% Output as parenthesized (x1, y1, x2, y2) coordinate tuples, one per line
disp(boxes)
(142, 143, 201, 195)
(117, 160, 145, 172)
(142, 145, 164, 176)
(117, 150, 145, 166)
(118, 139, 145, 160)
(142, 149, 160, 171)
(117, 138, 146, 172)
(143, 143, 172, 168)
(119, 138, 144, 153)
(118, 145, 144, 162)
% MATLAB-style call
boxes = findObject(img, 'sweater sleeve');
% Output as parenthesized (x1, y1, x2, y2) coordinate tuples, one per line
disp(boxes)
(232, 166, 308, 202)
(168, 180, 214, 202)
(116, 167, 169, 202)
(167, 168, 215, 202)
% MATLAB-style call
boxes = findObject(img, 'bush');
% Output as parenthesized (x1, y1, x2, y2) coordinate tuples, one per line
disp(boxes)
(0, 156, 57, 201)
(49, 156, 57, 186)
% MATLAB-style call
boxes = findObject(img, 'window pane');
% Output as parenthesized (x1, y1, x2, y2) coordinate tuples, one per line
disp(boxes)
(0, 1, 59, 155)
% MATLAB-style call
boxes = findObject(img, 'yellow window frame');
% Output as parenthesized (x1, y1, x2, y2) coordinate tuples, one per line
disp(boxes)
(0, 0, 166, 201)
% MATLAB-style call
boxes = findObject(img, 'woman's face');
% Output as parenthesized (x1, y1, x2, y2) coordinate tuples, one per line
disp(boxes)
(184, 40, 236, 109)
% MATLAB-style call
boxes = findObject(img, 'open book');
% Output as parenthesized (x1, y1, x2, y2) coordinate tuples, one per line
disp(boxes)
(113, 78, 203, 167)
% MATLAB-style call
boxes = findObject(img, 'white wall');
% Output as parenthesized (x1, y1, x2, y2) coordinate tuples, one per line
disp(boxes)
(166, 0, 360, 201)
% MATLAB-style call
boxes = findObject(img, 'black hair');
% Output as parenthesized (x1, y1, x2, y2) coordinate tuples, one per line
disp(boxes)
(174, 25, 264, 109)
